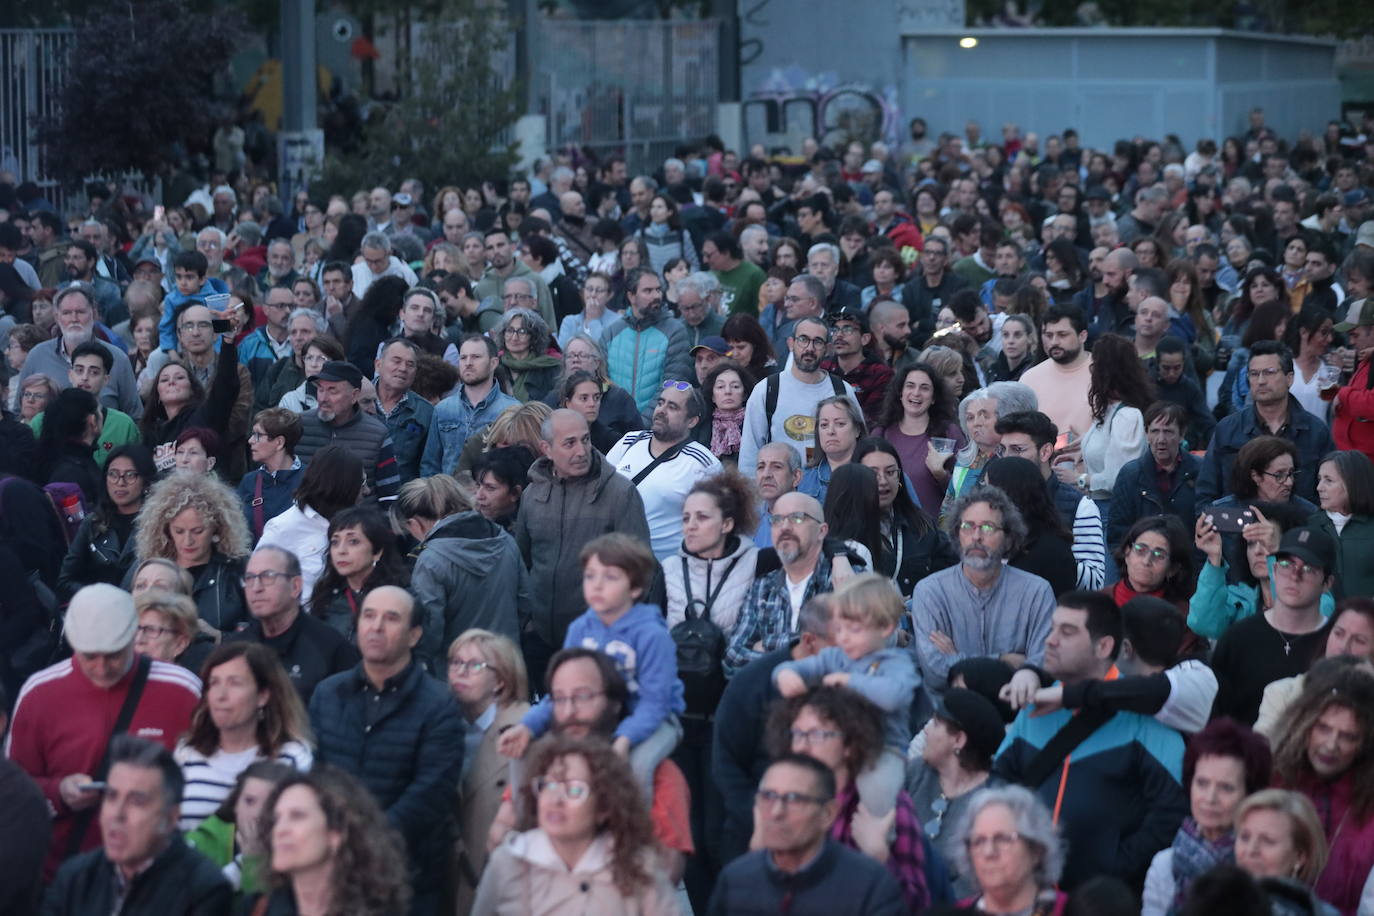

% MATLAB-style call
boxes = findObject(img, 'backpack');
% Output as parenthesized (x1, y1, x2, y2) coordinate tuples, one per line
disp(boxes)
(670, 554, 741, 716)
(43, 481, 88, 545)
(762, 371, 846, 443)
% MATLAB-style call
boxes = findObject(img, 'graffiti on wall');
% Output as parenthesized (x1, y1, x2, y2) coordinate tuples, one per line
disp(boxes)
(743, 67, 901, 153)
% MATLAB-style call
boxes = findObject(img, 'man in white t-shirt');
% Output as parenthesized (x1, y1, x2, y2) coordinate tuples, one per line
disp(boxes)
(738, 315, 861, 473)
(606, 380, 722, 559)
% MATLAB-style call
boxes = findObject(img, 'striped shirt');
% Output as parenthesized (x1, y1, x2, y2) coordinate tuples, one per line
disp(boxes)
(174, 740, 313, 831)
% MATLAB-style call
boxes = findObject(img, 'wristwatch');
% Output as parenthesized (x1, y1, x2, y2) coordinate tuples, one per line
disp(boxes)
(1076, 473, 1088, 492)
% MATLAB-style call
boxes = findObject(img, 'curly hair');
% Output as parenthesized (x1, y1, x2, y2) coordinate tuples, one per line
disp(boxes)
(877, 362, 955, 432)
(259, 766, 412, 916)
(1088, 333, 1155, 422)
(686, 468, 759, 541)
(516, 736, 656, 897)
(134, 470, 251, 563)
(1271, 660, 1374, 821)
(764, 685, 885, 778)
(943, 484, 1029, 557)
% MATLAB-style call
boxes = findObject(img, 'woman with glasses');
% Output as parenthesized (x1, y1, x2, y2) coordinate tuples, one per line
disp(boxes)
(446, 629, 531, 913)
(133, 587, 211, 672)
(496, 307, 561, 403)
(557, 271, 616, 348)
(766, 686, 940, 911)
(1107, 515, 1197, 638)
(1309, 450, 1374, 600)
(235, 408, 305, 544)
(278, 335, 345, 413)
(542, 332, 642, 447)
(947, 785, 1066, 914)
(473, 735, 678, 915)
(905, 688, 1004, 899)
(58, 443, 156, 599)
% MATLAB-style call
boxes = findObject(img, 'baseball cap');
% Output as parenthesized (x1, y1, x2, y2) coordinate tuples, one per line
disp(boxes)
(935, 688, 1006, 760)
(1334, 297, 1373, 333)
(861, 159, 883, 174)
(948, 656, 1017, 722)
(133, 255, 163, 272)
(1343, 189, 1370, 208)
(690, 335, 730, 357)
(309, 359, 363, 388)
(392, 192, 414, 208)
(1275, 526, 1337, 575)
(65, 583, 137, 653)
(1356, 221, 1374, 249)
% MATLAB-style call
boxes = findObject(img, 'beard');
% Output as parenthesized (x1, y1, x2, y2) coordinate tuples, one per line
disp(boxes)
(960, 543, 1005, 571)
(1047, 343, 1080, 365)
(553, 703, 622, 740)
(62, 325, 94, 351)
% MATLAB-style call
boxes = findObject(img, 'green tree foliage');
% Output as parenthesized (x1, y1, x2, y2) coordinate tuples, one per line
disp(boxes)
(32, 0, 246, 186)
(315, 0, 521, 197)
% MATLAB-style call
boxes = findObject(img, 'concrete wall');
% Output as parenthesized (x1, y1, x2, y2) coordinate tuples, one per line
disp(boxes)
(900, 29, 1340, 149)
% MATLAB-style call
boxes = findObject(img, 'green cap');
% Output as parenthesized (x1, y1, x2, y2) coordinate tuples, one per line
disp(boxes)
(1334, 298, 1374, 333)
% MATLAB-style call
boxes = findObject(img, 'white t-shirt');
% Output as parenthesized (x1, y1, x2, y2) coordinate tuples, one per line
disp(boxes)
(785, 574, 810, 631)
(737, 370, 861, 474)
(605, 431, 721, 559)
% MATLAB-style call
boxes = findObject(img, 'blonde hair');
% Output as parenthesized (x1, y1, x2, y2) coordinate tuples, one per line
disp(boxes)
(1235, 789, 1329, 885)
(448, 629, 529, 704)
(832, 572, 905, 628)
(394, 474, 469, 525)
(132, 557, 195, 595)
(480, 401, 552, 455)
(134, 588, 199, 640)
(134, 471, 252, 563)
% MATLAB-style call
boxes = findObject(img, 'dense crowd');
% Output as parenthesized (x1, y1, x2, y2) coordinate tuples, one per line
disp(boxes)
(1, 104, 1374, 916)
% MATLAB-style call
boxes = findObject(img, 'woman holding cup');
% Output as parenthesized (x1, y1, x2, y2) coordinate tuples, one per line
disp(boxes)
(874, 363, 963, 516)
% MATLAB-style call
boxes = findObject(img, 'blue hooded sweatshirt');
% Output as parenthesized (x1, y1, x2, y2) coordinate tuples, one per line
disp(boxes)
(159, 277, 230, 351)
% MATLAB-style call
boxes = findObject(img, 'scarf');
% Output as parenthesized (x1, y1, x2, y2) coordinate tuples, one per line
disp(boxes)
(711, 407, 744, 457)
(1113, 579, 1164, 607)
(501, 352, 560, 401)
(1170, 817, 1234, 913)
(829, 784, 929, 912)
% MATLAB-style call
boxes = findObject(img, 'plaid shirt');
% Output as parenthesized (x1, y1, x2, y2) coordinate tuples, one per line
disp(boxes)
(821, 354, 893, 427)
(830, 784, 930, 913)
(723, 557, 837, 676)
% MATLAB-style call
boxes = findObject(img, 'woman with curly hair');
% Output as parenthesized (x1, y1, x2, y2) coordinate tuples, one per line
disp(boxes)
(873, 363, 962, 515)
(247, 765, 412, 915)
(130, 470, 252, 636)
(474, 735, 678, 915)
(309, 506, 409, 641)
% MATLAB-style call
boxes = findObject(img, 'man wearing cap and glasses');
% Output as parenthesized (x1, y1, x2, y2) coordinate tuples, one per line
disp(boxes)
(294, 359, 401, 500)
(5, 583, 201, 881)
(821, 306, 893, 427)
(1333, 297, 1374, 463)
(691, 335, 731, 385)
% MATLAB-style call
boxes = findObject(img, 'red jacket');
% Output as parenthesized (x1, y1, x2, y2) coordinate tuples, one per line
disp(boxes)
(1333, 355, 1374, 462)
(875, 212, 924, 253)
(4, 656, 200, 880)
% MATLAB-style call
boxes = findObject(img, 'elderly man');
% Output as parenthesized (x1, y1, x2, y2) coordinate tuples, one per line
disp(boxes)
(373, 337, 433, 483)
(350, 231, 418, 298)
(806, 242, 861, 315)
(15, 283, 142, 419)
(257, 238, 299, 293)
(910, 487, 1056, 707)
(676, 273, 726, 348)
(295, 360, 401, 500)
(5, 584, 201, 880)
(738, 224, 771, 269)
(42, 736, 231, 915)
(752, 441, 803, 548)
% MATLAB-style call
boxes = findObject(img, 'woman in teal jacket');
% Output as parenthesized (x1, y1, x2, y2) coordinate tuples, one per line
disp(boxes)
(1309, 450, 1374, 601)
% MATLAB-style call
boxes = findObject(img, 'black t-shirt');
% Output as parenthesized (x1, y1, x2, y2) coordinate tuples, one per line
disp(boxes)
(1210, 611, 1330, 724)
(227, 609, 360, 703)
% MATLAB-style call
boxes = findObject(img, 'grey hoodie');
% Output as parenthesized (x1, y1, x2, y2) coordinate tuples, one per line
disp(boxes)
(412, 511, 530, 671)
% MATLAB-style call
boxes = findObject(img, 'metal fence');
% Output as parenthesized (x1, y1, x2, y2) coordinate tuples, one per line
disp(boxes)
(534, 19, 719, 174)
(0, 29, 74, 206)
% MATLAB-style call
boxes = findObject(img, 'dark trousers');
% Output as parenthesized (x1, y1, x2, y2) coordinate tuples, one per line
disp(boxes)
(674, 716, 723, 913)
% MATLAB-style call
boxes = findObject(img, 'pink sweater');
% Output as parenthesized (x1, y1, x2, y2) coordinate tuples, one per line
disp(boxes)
(1020, 355, 1095, 440)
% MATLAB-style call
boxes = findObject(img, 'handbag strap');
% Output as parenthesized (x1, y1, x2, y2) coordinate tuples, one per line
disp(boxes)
(252, 472, 266, 539)
(631, 439, 687, 486)
(1019, 705, 1112, 792)
(64, 655, 152, 856)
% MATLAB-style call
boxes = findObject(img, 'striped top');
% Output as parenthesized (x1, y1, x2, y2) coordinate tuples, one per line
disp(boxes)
(174, 739, 313, 831)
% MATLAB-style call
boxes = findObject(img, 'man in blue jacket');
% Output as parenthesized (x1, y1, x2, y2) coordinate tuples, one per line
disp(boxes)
(1108, 402, 1201, 550)
(308, 586, 464, 916)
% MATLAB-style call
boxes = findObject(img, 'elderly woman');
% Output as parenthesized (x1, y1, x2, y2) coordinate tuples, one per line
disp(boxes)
(938, 381, 1038, 523)
(766, 686, 941, 911)
(130, 471, 251, 637)
(18, 373, 61, 425)
(473, 735, 679, 915)
(497, 307, 561, 403)
(447, 629, 532, 914)
(278, 335, 346, 413)
(133, 588, 211, 672)
(1142, 719, 1274, 916)
(1232, 790, 1337, 914)
(5, 325, 48, 412)
(541, 332, 642, 447)
(948, 784, 1067, 915)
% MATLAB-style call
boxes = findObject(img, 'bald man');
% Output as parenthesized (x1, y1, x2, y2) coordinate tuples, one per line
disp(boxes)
(1133, 296, 1171, 360)
(724, 491, 847, 675)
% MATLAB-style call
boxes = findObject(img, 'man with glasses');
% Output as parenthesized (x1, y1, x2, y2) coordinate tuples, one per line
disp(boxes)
(239, 284, 296, 391)
(474, 227, 555, 326)
(911, 487, 1055, 708)
(899, 234, 967, 348)
(601, 267, 693, 414)
(607, 380, 722, 559)
(739, 314, 860, 475)
(16, 284, 142, 419)
(820, 306, 893, 427)
(227, 545, 357, 702)
(710, 753, 904, 915)
(1196, 340, 1334, 505)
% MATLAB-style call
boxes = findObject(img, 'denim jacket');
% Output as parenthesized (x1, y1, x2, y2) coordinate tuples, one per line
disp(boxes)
(419, 384, 519, 477)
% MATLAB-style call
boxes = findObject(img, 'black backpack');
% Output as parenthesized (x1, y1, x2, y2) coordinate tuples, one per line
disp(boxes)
(670, 554, 741, 716)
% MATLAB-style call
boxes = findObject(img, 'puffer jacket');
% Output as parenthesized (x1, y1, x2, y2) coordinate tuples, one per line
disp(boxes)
(308, 660, 465, 898)
(663, 534, 758, 635)
(57, 513, 138, 600)
(600, 309, 693, 413)
(513, 452, 652, 648)
(411, 511, 530, 672)
(43, 836, 231, 916)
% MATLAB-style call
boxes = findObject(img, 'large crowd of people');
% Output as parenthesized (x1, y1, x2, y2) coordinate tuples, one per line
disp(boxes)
(1, 104, 1374, 915)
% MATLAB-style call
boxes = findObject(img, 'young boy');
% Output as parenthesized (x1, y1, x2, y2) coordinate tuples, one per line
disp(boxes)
(773, 572, 918, 817)
(499, 532, 684, 795)
(158, 250, 228, 351)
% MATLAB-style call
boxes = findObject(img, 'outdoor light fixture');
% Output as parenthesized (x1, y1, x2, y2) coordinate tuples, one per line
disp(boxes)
(959, 36, 978, 48)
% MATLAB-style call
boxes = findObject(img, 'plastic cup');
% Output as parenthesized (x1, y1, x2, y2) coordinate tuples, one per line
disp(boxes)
(929, 437, 955, 455)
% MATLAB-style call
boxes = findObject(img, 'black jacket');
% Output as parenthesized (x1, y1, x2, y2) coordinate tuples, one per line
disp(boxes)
(58, 513, 138, 600)
(900, 270, 969, 347)
(226, 609, 359, 703)
(0, 760, 49, 916)
(708, 839, 906, 916)
(878, 509, 958, 598)
(43, 837, 231, 916)
(44, 442, 102, 506)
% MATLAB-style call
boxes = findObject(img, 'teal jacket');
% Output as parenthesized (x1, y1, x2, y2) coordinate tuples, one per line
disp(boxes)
(600, 310, 693, 413)
(1307, 511, 1374, 601)
(1187, 556, 1336, 640)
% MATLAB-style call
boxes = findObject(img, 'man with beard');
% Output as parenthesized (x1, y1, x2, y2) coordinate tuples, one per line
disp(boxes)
(600, 267, 693, 414)
(420, 335, 518, 477)
(910, 487, 1055, 708)
(1071, 246, 1111, 327)
(900, 235, 968, 347)
(606, 381, 722, 559)
(868, 298, 914, 366)
(739, 315, 860, 474)
(295, 360, 401, 500)
(256, 239, 299, 294)
(16, 283, 141, 419)
(1020, 304, 1094, 444)
(1086, 247, 1137, 340)
(62, 239, 123, 325)
(473, 227, 555, 327)
(820, 307, 892, 427)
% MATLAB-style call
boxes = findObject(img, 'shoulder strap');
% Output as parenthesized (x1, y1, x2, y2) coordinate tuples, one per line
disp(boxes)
(680, 556, 695, 619)
(763, 373, 780, 441)
(1019, 706, 1112, 791)
(252, 472, 266, 539)
(65, 655, 152, 856)
(630, 439, 688, 485)
(829, 372, 845, 397)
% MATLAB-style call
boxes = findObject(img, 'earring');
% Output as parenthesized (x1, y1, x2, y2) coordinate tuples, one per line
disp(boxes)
(257, 706, 265, 721)
(212, 535, 220, 543)
(372, 556, 379, 568)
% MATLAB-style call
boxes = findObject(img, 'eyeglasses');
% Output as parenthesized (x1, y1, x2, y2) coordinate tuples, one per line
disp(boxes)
(20, 391, 48, 402)
(1260, 469, 1297, 483)
(105, 469, 141, 483)
(241, 570, 293, 587)
(501, 293, 534, 302)
(793, 335, 827, 350)
(958, 521, 1004, 536)
(1128, 542, 1171, 564)
(248, 430, 277, 442)
(1246, 367, 1284, 380)
(789, 728, 842, 746)
(180, 321, 214, 332)
(549, 690, 604, 709)
(830, 324, 862, 337)
(448, 659, 490, 675)
(769, 511, 823, 527)
(503, 326, 531, 336)
(534, 778, 591, 804)
(136, 624, 174, 639)
(1276, 558, 1323, 579)
(754, 788, 831, 810)
(966, 831, 1022, 854)
(782, 295, 815, 305)
(662, 380, 691, 391)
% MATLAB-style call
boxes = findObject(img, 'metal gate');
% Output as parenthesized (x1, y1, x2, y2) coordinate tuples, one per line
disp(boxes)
(0, 29, 74, 202)
(534, 19, 719, 174)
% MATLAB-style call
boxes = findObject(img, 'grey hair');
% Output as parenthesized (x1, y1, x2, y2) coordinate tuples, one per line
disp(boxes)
(740, 224, 768, 244)
(676, 273, 714, 301)
(757, 440, 803, 476)
(197, 226, 226, 245)
(1136, 184, 1169, 205)
(267, 238, 293, 254)
(54, 282, 97, 313)
(236, 221, 263, 246)
(497, 307, 551, 356)
(360, 230, 391, 254)
(631, 175, 659, 193)
(790, 273, 827, 310)
(663, 157, 686, 173)
(551, 166, 575, 184)
(212, 184, 237, 204)
(949, 785, 1065, 889)
(942, 483, 1029, 556)
(807, 242, 840, 265)
(561, 332, 609, 386)
(287, 308, 329, 333)
(954, 382, 1038, 466)
(1163, 163, 1185, 179)
(252, 544, 303, 578)
(504, 275, 535, 297)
